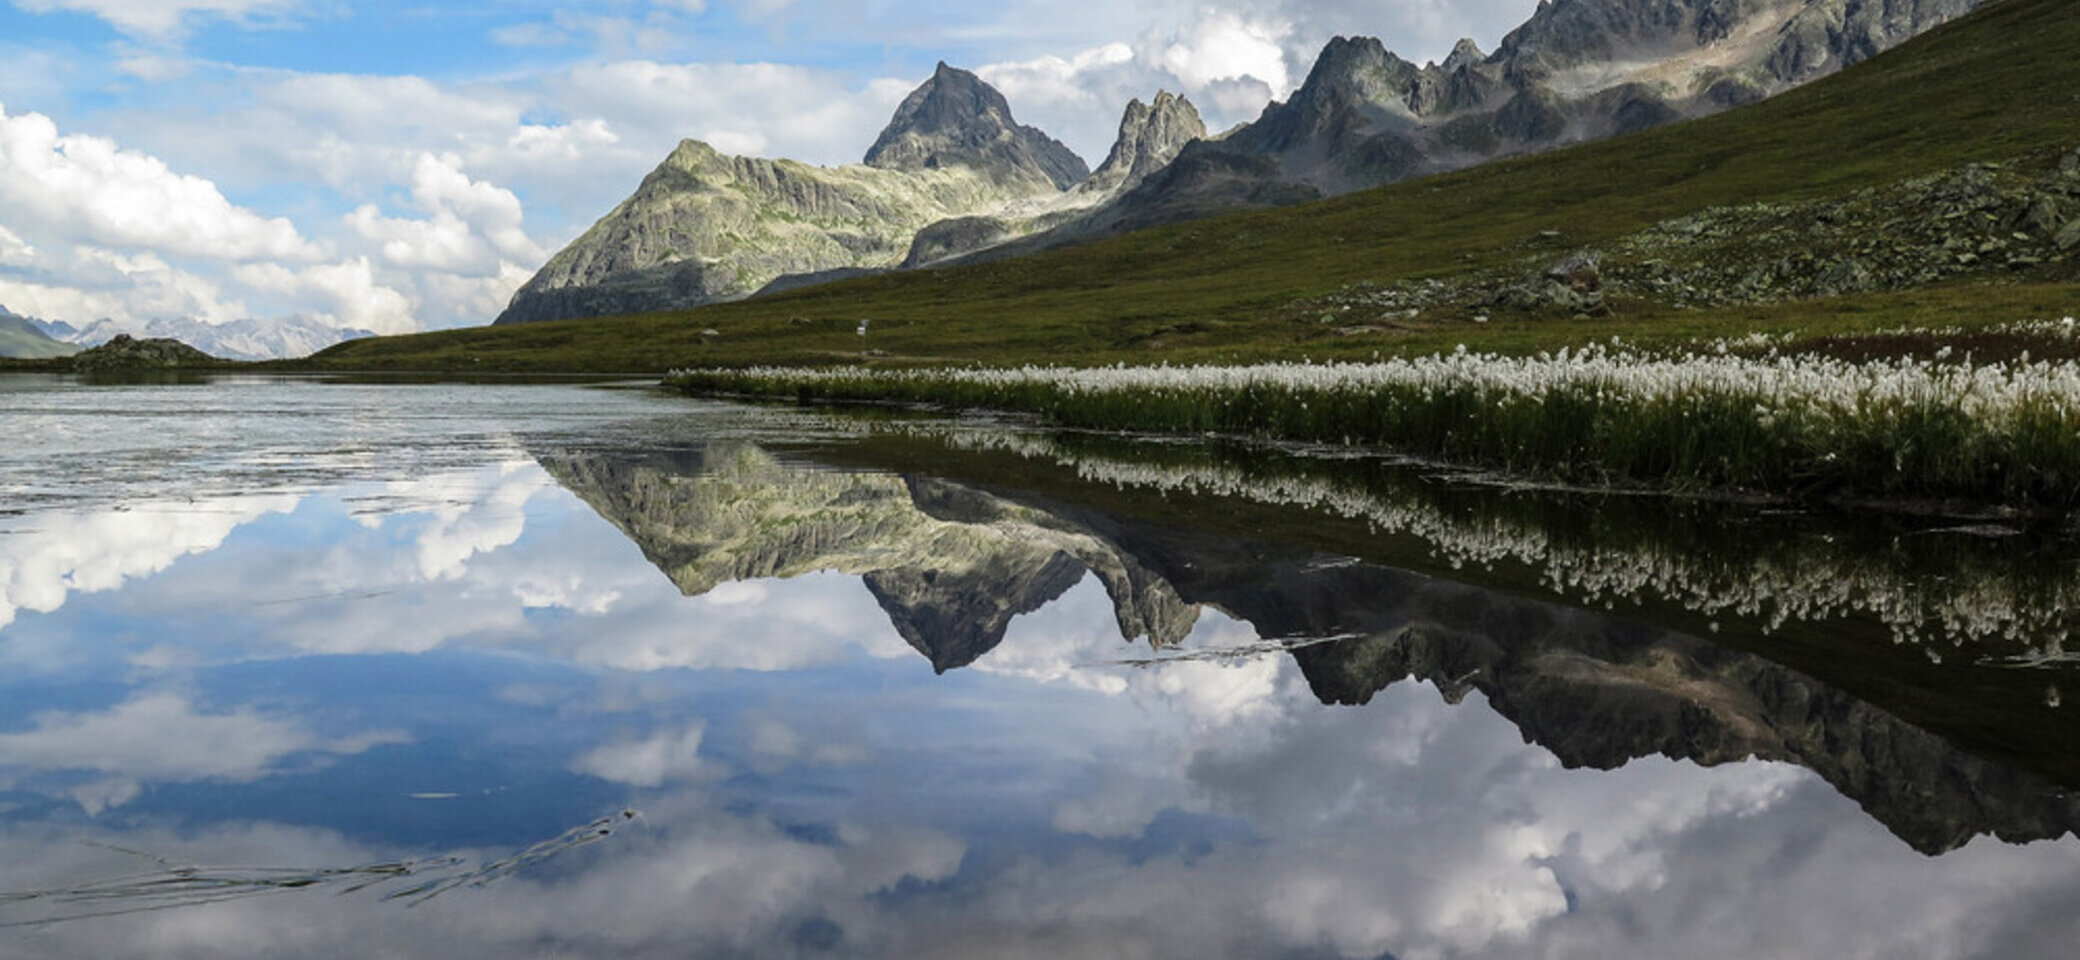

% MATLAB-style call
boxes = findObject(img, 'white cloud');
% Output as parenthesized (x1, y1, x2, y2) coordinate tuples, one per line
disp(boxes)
(572, 722, 709, 787)
(978, 42, 1137, 108)
(13, 0, 299, 39)
(0, 103, 321, 263)
(345, 153, 544, 272)
(1155, 11, 1294, 95)
(0, 495, 299, 632)
(0, 691, 408, 812)
(233, 257, 416, 335)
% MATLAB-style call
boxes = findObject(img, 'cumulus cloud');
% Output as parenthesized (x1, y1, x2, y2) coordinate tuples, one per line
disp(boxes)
(0, 495, 299, 632)
(1155, 11, 1294, 95)
(346, 153, 543, 273)
(0, 103, 320, 262)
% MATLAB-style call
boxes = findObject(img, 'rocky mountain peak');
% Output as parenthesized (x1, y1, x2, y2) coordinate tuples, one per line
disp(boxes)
(1441, 37, 1487, 73)
(863, 61, 1090, 190)
(1081, 90, 1207, 196)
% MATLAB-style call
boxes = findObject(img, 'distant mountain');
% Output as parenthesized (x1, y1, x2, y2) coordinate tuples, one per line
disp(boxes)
(491, 0, 1982, 326)
(62, 316, 374, 361)
(496, 66, 1197, 326)
(1032, 0, 1984, 245)
(0, 307, 80, 359)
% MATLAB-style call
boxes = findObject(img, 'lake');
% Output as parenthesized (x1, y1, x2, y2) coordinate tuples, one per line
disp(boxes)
(3, 373, 2077, 959)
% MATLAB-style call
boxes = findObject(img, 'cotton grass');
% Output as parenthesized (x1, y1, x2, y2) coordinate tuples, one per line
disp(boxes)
(670, 330, 2080, 506)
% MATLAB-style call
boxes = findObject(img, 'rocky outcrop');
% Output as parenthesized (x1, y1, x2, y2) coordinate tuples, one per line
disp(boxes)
(1076, 92, 1207, 198)
(69, 334, 221, 370)
(865, 62, 1088, 191)
(1291, 151, 2080, 327)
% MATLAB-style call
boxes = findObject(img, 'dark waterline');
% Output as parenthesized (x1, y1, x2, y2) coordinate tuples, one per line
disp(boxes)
(3, 374, 2076, 958)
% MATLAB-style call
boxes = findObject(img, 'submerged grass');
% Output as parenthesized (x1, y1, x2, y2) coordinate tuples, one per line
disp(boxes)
(670, 329, 2080, 508)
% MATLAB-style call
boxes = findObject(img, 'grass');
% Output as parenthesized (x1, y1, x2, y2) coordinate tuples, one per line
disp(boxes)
(299, 0, 2080, 375)
(668, 326, 2080, 508)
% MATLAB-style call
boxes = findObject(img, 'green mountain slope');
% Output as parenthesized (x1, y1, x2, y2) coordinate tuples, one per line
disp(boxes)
(307, 0, 2079, 373)
(0, 314, 79, 359)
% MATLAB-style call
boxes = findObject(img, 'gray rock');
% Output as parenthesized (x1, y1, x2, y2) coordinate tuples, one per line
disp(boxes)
(1077, 91, 1207, 197)
(2056, 218, 2080, 253)
(864, 62, 1089, 191)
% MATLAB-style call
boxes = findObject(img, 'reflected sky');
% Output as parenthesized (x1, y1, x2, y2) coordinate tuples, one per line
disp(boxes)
(3, 374, 2078, 959)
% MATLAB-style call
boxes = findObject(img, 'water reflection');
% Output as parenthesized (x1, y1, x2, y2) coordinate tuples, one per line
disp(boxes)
(3, 376, 2078, 958)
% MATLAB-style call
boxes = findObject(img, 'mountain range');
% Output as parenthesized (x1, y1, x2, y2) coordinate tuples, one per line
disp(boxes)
(12, 313, 374, 362)
(495, 0, 1982, 327)
(0, 306, 78, 359)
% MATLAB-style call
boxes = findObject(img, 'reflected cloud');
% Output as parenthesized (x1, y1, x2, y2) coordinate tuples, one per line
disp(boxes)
(0, 692, 408, 814)
(571, 722, 710, 787)
(0, 494, 300, 631)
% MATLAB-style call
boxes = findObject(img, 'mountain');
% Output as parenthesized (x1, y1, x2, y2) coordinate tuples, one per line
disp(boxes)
(0, 307, 80, 359)
(899, 91, 1207, 269)
(498, 65, 1128, 326)
(1056, 0, 1984, 240)
(864, 62, 1090, 191)
(61, 316, 373, 361)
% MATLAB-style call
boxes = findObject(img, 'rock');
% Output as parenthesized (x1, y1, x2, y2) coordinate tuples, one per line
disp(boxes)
(2056, 218, 2080, 253)
(1077, 91, 1207, 197)
(1487, 252, 1609, 316)
(864, 62, 1089, 191)
(70, 334, 221, 371)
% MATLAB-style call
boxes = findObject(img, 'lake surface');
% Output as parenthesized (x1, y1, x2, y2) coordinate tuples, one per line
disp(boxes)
(3, 372, 2078, 959)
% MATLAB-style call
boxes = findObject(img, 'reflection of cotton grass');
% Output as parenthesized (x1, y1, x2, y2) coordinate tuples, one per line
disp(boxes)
(898, 424, 2078, 661)
(670, 335, 2080, 505)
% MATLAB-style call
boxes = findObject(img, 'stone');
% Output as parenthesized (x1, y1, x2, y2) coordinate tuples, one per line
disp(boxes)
(2056, 218, 2080, 253)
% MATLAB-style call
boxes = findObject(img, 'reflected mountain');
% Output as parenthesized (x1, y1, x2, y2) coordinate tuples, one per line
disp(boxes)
(538, 443, 1196, 672)
(535, 436, 2080, 856)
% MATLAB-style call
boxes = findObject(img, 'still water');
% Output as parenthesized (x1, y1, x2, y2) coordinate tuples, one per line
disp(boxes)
(2, 373, 2077, 959)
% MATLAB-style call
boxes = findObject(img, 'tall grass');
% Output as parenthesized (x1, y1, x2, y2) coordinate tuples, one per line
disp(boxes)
(669, 330, 2080, 507)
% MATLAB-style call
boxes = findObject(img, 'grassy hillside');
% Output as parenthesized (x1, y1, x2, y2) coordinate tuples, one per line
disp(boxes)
(0, 316, 80, 360)
(304, 0, 2079, 374)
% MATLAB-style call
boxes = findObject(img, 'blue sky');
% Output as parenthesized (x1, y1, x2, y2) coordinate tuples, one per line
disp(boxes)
(0, 1, 1542, 342)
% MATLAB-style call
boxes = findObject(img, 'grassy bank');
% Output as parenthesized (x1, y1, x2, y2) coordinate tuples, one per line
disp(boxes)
(670, 320, 2080, 508)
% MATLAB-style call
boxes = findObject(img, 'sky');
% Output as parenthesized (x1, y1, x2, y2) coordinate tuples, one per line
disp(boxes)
(0, 1, 1542, 339)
